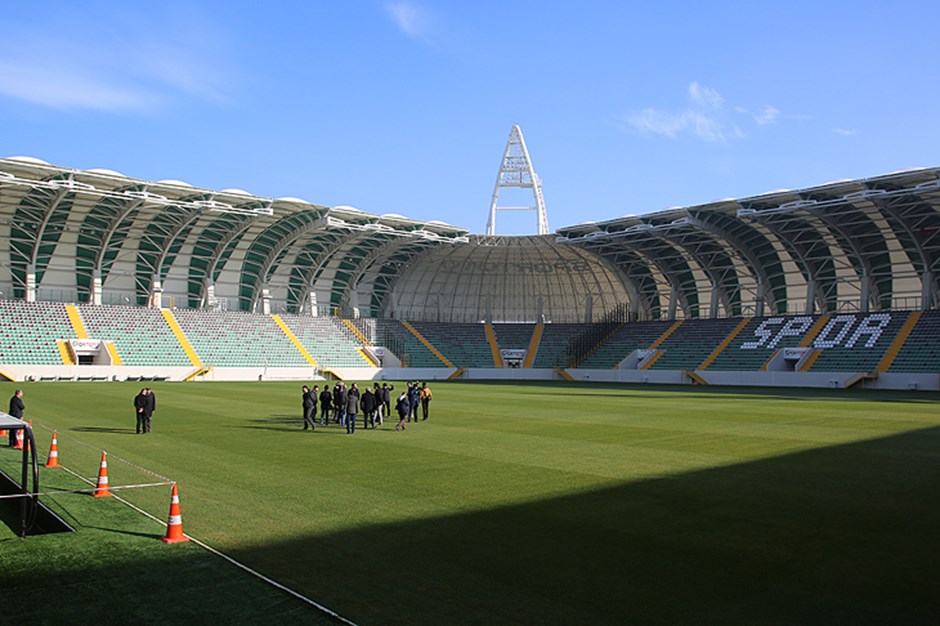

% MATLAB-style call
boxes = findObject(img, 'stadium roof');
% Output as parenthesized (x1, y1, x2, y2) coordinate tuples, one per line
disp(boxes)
(558, 167, 940, 319)
(0, 157, 467, 314)
(1, 157, 937, 320)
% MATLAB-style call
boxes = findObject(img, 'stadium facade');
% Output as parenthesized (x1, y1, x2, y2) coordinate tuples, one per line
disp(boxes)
(0, 156, 938, 389)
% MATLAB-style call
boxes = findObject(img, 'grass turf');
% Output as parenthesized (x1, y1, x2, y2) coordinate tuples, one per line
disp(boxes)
(1, 380, 939, 624)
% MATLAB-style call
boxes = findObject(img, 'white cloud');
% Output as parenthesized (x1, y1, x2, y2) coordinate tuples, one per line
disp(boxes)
(623, 85, 800, 142)
(0, 15, 230, 113)
(833, 128, 858, 136)
(0, 58, 160, 112)
(385, 1, 431, 38)
(624, 81, 729, 142)
(754, 105, 780, 125)
(688, 81, 723, 110)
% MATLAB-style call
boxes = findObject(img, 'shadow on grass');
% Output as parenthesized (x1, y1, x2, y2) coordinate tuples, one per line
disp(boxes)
(71, 426, 138, 435)
(85, 525, 165, 540)
(224, 426, 940, 625)
(5, 427, 939, 625)
(482, 381, 940, 404)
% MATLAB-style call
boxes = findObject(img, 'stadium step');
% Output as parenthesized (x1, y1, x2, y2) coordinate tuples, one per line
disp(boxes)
(523, 323, 543, 368)
(402, 321, 454, 368)
(64, 304, 89, 339)
(105, 341, 123, 366)
(161, 309, 203, 367)
(56, 340, 76, 365)
(484, 323, 503, 368)
(875, 310, 922, 372)
(270, 315, 318, 367)
(699, 318, 750, 370)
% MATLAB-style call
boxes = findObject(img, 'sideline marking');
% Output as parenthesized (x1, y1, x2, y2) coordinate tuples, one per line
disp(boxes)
(23, 422, 358, 626)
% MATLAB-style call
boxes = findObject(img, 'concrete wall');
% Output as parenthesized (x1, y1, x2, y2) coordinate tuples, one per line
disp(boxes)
(3, 364, 320, 383)
(3, 363, 936, 391)
(326, 367, 455, 382)
(460, 368, 559, 381)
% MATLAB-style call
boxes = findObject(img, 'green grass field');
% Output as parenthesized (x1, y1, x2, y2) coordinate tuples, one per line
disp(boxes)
(1, 380, 939, 624)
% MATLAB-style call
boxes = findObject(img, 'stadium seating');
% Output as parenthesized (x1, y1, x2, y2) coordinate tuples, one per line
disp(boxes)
(531, 323, 585, 368)
(408, 322, 494, 367)
(703, 316, 815, 371)
(491, 323, 536, 351)
(805, 312, 908, 372)
(577, 320, 676, 369)
(647, 318, 745, 370)
(350, 318, 447, 367)
(1, 298, 937, 378)
(172, 309, 308, 367)
(277, 315, 367, 368)
(77, 304, 191, 366)
(0, 300, 74, 365)
(889, 310, 940, 372)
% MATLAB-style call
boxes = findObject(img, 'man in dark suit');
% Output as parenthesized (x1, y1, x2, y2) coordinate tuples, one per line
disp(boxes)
(8, 389, 24, 446)
(302, 385, 317, 431)
(361, 387, 376, 429)
(319, 385, 332, 425)
(145, 387, 156, 432)
(134, 388, 148, 434)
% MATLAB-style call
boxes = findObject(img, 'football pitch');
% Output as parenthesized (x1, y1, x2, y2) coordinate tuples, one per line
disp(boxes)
(1, 380, 939, 624)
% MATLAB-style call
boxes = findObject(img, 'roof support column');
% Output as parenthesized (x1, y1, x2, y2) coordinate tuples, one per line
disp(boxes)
(860, 271, 870, 313)
(308, 291, 318, 317)
(805, 278, 815, 315)
(709, 283, 720, 319)
(755, 280, 765, 317)
(349, 290, 360, 319)
(922, 270, 935, 310)
(91, 270, 103, 306)
(668, 284, 678, 321)
(260, 284, 271, 315)
(150, 274, 163, 309)
(25, 264, 36, 302)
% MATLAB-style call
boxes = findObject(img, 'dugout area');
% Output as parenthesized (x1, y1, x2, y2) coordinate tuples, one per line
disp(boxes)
(0, 412, 74, 537)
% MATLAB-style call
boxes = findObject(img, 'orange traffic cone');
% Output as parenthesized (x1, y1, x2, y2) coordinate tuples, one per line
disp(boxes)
(12, 428, 23, 450)
(25, 421, 33, 453)
(93, 451, 112, 498)
(0, 429, 7, 438)
(161, 483, 189, 544)
(46, 431, 60, 468)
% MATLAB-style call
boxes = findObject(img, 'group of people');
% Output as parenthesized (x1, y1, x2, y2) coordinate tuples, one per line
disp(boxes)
(133, 387, 156, 434)
(393, 381, 432, 431)
(301, 381, 432, 434)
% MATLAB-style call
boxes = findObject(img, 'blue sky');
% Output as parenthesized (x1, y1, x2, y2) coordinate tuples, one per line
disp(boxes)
(2, 1, 939, 234)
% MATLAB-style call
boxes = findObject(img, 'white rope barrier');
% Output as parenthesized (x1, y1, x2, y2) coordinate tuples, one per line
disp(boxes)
(41, 463, 358, 626)
(0, 480, 173, 499)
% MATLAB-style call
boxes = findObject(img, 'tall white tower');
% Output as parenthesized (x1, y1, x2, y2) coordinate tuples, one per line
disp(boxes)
(486, 124, 549, 236)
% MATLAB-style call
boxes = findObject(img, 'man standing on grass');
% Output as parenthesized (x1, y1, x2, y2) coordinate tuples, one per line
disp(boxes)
(420, 382, 432, 420)
(361, 386, 376, 429)
(408, 382, 421, 422)
(145, 387, 156, 433)
(395, 389, 410, 431)
(134, 388, 148, 434)
(345, 387, 359, 434)
(333, 382, 347, 427)
(372, 382, 384, 425)
(382, 383, 392, 419)
(8, 388, 24, 446)
(302, 385, 317, 431)
(319, 384, 332, 425)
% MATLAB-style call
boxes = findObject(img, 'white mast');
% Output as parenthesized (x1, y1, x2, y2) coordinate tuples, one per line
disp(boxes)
(485, 124, 549, 236)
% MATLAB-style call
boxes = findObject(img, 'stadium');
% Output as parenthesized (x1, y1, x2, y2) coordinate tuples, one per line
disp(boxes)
(0, 143, 938, 389)
(1, 136, 939, 625)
